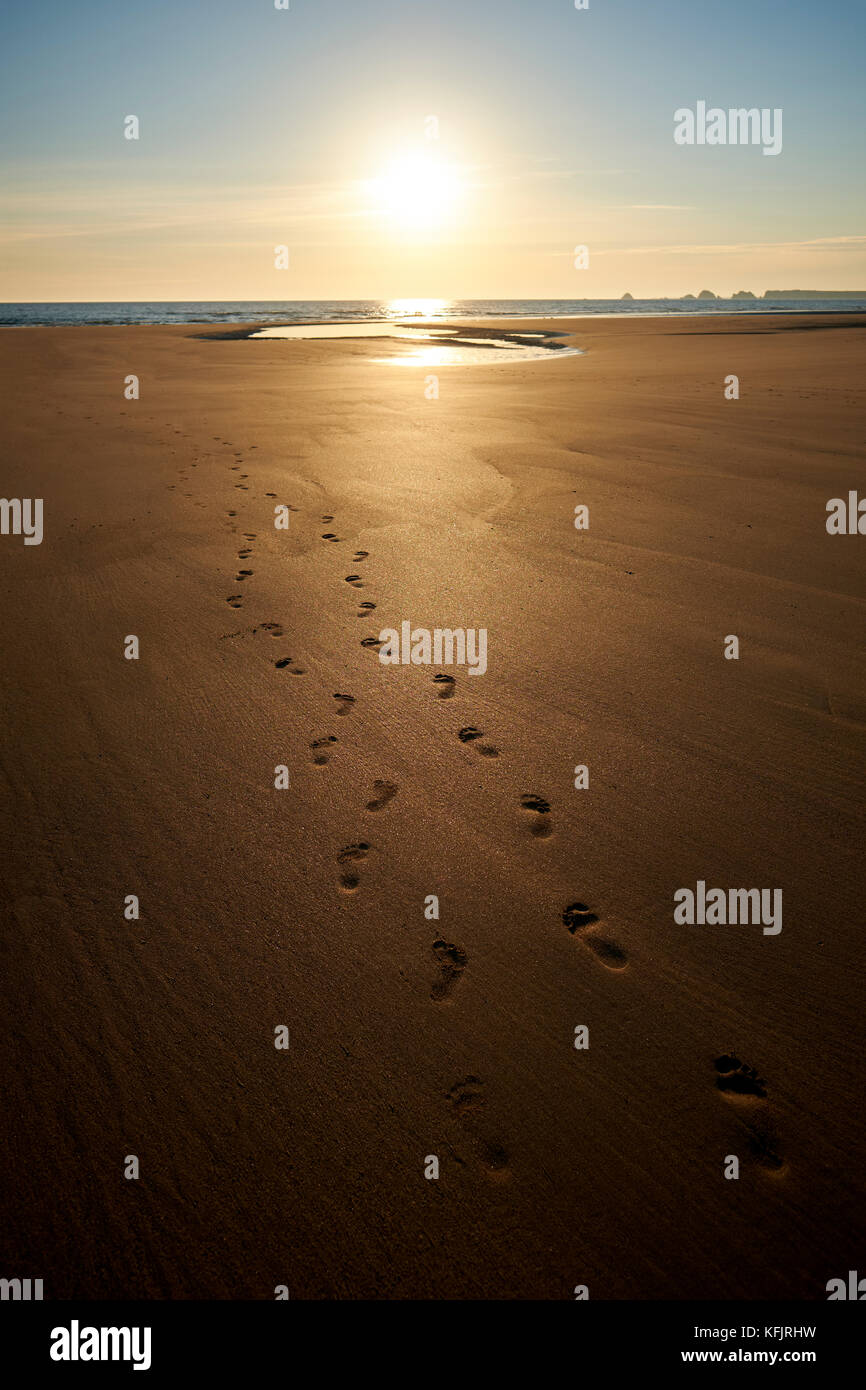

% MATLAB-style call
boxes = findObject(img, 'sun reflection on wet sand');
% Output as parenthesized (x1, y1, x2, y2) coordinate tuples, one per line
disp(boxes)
(249, 320, 581, 366)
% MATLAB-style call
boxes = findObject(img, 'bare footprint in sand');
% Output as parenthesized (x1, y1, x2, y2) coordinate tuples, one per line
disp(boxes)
(310, 736, 338, 766)
(714, 1054, 767, 1100)
(357, 601, 376, 617)
(446, 1078, 511, 1180)
(431, 939, 467, 1002)
(433, 674, 456, 699)
(366, 780, 398, 811)
(520, 794, 552, 838)
(447, 1077, 484, 1115)
(353, 550, 369, 562)
(336, 842, 372, 892)
(361, 635, 384, 650)
(345, 575, 365, 588)
(562, 902, 628, 970)
(713, 1056, 785, 1172)
(274, 657, 306, 674)
(458, 726, 499, 758)
(321, 533, 341, 542)
(333, 693, 355, 717)
(226, 595, 243, 609)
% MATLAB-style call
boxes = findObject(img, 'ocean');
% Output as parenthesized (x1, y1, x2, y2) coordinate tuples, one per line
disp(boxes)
(2, 298, 865, 327)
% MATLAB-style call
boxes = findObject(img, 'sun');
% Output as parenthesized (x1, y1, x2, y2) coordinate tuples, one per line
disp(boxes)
(369, 152, 462, 235)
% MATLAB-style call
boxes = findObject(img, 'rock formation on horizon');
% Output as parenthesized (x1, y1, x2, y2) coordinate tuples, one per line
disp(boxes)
(763, 289, 866, 299)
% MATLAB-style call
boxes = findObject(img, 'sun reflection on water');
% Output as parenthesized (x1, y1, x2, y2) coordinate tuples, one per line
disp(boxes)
(384, 298, 450, 319)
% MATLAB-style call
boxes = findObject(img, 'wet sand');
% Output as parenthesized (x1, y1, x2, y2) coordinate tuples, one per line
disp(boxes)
(1, 314, 864, 1298)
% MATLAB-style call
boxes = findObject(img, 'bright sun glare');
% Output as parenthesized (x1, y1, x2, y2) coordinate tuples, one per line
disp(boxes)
(369, 152, 462, 234)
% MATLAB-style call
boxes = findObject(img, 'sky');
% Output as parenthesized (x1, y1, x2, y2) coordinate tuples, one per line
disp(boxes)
(1, 0, 864, 301)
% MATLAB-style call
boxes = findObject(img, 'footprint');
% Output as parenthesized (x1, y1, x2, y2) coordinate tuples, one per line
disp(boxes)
(235, 570, 253, 581)
(321, 533, 340, 542)
(310, 736, 338, 766)
(345, 575, 365, 588)
(274, 658, 306, 674)
(256, 621, 283, 637)
(458, 727, 499, 758)
(337, 842, 371, 863)
(714, 1054, 767, 1100)
(562, 902, 628, 971)
(366, 780, 398, 812)
(433, 674, 456, 699)
(322, 514, 334, 522)
(361, 636, 384, 650)
(447, 1077, 484, 1115)
(712, 1057, 785, 1172)
(353, 550, 369, 562)
(520, 794, 552, 838)
(226, 595, 243, 608)
(333, 693, 355, 717)
(445, 1080, 510, 1179)
(430, 939, 467, 1002)
(336, 842, 371, 892)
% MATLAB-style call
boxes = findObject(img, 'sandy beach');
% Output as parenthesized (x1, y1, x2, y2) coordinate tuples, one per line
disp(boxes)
(1, 313, 865, 1299)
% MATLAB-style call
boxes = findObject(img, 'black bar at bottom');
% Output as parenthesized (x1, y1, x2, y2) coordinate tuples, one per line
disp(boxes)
(1, 1299, 860, 1377)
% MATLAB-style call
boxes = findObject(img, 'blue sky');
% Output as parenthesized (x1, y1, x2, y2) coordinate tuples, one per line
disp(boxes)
(2, 0, 864, 298)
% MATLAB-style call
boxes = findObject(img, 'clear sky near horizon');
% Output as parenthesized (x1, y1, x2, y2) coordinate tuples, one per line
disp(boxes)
(1, 0, 864, 301)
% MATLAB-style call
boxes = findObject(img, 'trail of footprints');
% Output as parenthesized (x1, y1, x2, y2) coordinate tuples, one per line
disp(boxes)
(319, 514, 632, 1178)
(209, 473, 777, 1186)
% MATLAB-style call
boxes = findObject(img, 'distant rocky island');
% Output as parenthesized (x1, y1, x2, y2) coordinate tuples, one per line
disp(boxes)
(679, 289, 864, 300)
(620, 289, 864, 301)
(762, 290, 866, 299)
